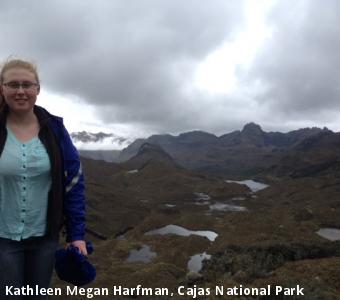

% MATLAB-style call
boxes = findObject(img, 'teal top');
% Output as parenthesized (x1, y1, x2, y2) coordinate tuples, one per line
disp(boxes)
(0, 127, 51, 241)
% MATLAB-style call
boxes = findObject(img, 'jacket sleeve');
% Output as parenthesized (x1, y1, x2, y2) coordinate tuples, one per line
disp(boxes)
(59, 124, 86, 242)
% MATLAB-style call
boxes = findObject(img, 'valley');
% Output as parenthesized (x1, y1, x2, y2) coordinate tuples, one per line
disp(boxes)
(52, 125, 340, 299)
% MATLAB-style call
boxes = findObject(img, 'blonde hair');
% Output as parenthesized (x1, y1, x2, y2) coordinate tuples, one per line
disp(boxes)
(0, 58, 40, 112)
(0, 58, 40, 85)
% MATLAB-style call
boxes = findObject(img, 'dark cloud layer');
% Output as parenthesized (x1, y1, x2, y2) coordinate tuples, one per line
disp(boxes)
(1, 1, 340, 134)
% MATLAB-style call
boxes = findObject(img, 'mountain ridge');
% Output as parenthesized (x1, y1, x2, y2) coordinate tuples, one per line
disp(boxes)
(76, 123, 333, 176)
(117, 123, 331, 176)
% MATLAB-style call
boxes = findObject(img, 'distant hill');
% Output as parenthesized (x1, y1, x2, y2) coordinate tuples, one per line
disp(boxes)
(122, 142, 179, 171)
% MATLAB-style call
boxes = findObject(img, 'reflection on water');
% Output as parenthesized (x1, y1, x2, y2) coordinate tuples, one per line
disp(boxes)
(316, 228, 340, 241)
(209, 203, 247, 212)
(126, 169, 139, 174)
(226, 179, 269, 192)
(194, 193, 211, 201)
(145, 224, 218, 242)
(165, 204, 176, 207)
(126, 245, 157, 263)
(187, 252, 211, 272)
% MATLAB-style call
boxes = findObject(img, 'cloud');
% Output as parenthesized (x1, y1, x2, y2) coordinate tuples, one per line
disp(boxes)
(0, 0, 246, 134)
(245, 0, 340, 125)
(3, 0, 340, 136)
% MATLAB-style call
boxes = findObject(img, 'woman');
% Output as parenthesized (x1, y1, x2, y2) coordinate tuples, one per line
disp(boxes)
(0, 58, 87, 299)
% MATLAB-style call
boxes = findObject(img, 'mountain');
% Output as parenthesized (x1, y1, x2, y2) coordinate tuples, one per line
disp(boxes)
(268, 131, 340, 178)
(74, 124, 332, 177)
(118, 123, 330, 176)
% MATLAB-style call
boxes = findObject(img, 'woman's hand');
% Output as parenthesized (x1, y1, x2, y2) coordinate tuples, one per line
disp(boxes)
(66, 240, 88, 256)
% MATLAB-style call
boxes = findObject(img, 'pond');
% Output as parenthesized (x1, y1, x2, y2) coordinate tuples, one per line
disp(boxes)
(316, 228, 340, 241)
(187, 252, 211, 273)
(145, 224, 218, 242)
(194, 193, 211, 201)
(225, 179, 269, 192)
(209, 202, 247, 212)
(126, 245, 157, 263)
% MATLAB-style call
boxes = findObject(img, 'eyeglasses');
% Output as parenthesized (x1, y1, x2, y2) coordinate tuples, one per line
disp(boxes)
(2, 81, 39, 90)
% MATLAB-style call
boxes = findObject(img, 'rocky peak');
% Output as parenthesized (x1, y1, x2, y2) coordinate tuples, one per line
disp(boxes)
(239, 123, 266, 147)
(241, 123, 264, 135)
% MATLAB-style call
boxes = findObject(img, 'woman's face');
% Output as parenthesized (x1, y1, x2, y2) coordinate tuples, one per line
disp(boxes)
(1, 67, 40, 114)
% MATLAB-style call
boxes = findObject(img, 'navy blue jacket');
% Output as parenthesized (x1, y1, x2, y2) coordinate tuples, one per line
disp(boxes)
(0, 105, 86, 242)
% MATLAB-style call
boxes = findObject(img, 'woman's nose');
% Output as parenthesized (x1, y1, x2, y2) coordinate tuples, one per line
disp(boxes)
(16, 86, 25, 93)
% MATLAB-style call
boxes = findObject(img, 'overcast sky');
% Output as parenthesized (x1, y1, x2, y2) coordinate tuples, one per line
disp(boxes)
(1, 0, 340, 147)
